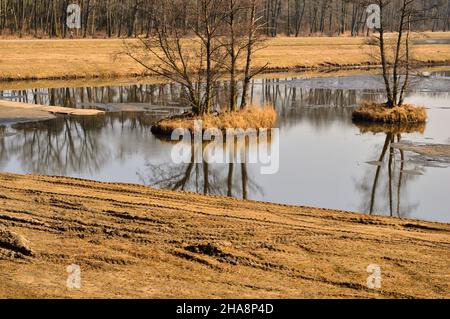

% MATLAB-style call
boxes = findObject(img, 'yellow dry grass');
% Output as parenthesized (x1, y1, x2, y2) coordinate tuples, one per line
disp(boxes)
(352, 102, 427, 124)
(0, 32, 449, 81)
(1, 172, 449, 298)
(152, 105, 277, 135)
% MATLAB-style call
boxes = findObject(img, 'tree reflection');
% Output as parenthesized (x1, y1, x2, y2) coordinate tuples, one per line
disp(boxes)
(0, 125, 9, 168)
(0, 112, 157, 175)
(354, 123, 426, 218)
(138, 143, 262, 200)
(0, 83, 188, 109)
(257, 78, 385, 130)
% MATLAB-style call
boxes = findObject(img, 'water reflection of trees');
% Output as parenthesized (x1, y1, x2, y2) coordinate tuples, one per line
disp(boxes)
(0, 112, 158, 175)
(255, 78, 386, 130)
(1, 77, 383, 111)
(2, 74, 448, 113)
(0, 83, 188, 108)
(138, 146, 262, 200)
(0, 125, 9, 168)
(354, 126, 424, 218)
(0, 79, 386, 140)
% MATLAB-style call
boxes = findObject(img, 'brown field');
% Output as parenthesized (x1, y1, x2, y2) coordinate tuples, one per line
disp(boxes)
(0, 173, 449, 299)
(0, 32, 449, 81)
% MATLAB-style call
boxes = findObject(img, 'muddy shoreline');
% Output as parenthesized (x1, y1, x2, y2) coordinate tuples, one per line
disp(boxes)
(0, 173, 449, 298)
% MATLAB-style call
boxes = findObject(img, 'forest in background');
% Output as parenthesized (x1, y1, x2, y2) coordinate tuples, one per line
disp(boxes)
(0, 0, 449, 39)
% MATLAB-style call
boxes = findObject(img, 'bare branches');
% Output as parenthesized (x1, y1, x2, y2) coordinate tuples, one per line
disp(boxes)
(370, 0, 416, 107)
(124, 0, 267, 115)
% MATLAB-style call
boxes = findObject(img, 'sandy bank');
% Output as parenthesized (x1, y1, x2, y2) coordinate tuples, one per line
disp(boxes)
(0, 100, 104, 124)
(0, 173, 448, 299)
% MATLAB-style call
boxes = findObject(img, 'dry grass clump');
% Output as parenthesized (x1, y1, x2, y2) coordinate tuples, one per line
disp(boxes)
(151, 105, 277, 136)
(352, 102, 427, 124)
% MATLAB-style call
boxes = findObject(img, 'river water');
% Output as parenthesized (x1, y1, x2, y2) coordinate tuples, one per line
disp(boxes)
(1, 69, 449, 223)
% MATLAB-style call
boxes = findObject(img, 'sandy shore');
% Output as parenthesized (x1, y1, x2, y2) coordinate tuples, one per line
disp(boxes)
(0, 100, 104, 124)
(0, 173, 448, 299)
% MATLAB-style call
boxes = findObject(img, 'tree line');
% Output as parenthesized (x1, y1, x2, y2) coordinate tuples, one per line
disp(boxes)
(0, 0, 448, 38)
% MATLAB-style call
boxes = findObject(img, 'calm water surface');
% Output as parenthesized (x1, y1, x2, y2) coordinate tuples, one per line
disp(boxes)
(1, 70, 449, 223)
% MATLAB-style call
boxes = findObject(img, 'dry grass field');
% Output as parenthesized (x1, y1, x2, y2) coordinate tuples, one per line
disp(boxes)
(0, 173, 449, 299)
(0, 32, 449, 81)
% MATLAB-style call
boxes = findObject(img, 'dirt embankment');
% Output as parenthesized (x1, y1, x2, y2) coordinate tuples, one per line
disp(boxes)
(0, 173, 449, 299)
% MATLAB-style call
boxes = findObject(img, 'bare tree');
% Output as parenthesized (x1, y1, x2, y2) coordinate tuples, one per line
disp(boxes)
(124, 0, 226, 115)
(371, 0, 415, 107)
(241, 0, 268, 109)
(222, 0, 267, 111)
(124, 0, 266, 115)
